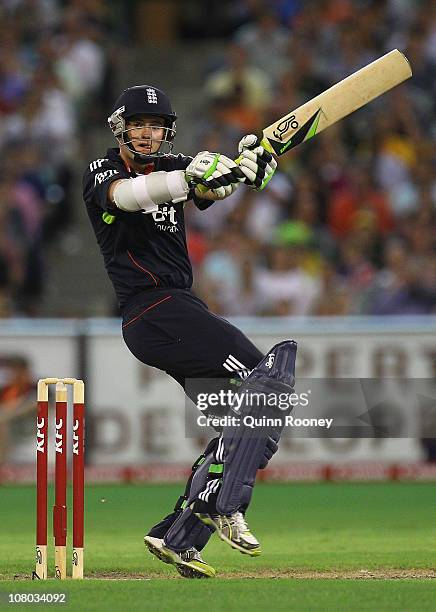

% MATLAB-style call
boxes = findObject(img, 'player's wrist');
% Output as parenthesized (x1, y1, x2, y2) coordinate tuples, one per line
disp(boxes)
(185, 151, 244, 200)
(113, 171, 190, 213)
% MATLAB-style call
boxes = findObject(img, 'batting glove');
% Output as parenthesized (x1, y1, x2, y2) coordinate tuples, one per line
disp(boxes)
(237, 134, 277, 191)
(185, 151, 244, 200)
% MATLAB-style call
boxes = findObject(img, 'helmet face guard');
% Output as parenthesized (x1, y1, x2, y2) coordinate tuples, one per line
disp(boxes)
(108, 86, 177, 163)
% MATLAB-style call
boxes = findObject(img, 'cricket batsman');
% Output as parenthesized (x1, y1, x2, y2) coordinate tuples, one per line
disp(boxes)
(82, 85, 297, 578)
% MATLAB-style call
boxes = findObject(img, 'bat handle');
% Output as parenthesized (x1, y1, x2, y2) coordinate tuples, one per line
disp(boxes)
(195, 136, 276, 196)
(235, 136, 275, 165)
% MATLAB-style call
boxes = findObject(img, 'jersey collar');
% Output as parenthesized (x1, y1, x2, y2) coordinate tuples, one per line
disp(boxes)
(106, 147, 155, 175)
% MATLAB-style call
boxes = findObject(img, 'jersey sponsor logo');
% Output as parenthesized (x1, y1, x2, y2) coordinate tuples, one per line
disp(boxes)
(151, 205, 179, 232)
(94, 169, 119, 185)
(146, 88, 158, 104)
(89, 158, 109, 171)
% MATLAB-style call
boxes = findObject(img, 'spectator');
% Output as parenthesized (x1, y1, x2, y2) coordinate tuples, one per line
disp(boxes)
(234, 8, 289, 80)
(0, 176, 26, 316)
(311, 261, 351, 316)
(1, 72, 76, 162)
(369, 240, 435, 315)
(337, 238, 376, 313)
(239, 171, 293, 244)
(54, 8, 106, 108)
(328, 165, 394, 238)
(0, 47, 28, 115)
(254, 245, 320, 316)
(198, 229, 258, 315)
(204, 44, 272, 115)
(0, 355, 36, 464)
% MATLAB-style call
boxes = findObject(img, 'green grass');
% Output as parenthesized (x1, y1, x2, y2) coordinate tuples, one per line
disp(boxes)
(0, 580, 435, 611)
(0, 483, 435, 610)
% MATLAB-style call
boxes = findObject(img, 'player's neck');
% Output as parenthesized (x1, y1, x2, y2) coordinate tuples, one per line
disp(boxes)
(119, 148, 154, 174)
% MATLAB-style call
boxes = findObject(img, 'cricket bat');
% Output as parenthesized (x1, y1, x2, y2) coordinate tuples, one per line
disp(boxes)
(260, 49, 412, 157)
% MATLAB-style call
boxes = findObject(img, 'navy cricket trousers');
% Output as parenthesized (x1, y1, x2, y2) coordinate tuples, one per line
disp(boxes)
(121, 288, 263, 547)
(121, 287, 263, 392)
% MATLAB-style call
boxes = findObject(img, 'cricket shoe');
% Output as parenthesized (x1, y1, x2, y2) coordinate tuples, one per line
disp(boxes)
(196, 511, 261, 556)
(144, 536, 216, 579)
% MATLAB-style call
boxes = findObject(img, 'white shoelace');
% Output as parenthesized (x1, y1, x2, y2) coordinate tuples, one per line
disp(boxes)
(232, 511, 249, 533)
(181, 547, 202, 562)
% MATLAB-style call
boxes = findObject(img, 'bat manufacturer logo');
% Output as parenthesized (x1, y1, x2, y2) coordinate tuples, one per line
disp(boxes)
(266, 353, 275, 368)
(36, 547, 43, 564)
(268, 109, 322, 156)
(273, 114, 299, 140)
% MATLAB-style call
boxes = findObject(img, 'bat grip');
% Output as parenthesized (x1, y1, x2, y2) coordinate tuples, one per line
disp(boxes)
(235, 136, 275, 165)
(194, 135, 275, 196)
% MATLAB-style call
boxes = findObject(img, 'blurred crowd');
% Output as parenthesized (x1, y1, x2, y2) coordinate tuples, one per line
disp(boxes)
(0, 0, 117, 316)
(0, 355, 34, 463)
(1, 0, 435, 318)
(186, 0, 436, 316)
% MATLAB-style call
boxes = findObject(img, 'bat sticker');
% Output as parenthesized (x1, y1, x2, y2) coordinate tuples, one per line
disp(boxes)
(269, 109, 322, 156)
(273, 114, 299, 140)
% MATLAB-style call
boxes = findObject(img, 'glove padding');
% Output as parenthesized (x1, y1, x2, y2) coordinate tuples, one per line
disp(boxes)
(237, 134, 277, 191)
(185, 151, 244, 200)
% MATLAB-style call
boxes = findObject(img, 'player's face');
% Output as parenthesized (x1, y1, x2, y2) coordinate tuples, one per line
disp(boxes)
(125, 115, 166, 155)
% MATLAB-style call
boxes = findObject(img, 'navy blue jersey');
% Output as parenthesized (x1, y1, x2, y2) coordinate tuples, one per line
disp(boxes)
(82, 147, 212, 309)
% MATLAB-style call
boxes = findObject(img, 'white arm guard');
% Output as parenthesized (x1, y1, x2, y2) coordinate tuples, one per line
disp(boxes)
(112, 170, 189, 213)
